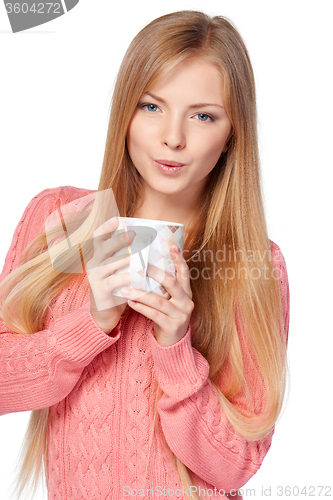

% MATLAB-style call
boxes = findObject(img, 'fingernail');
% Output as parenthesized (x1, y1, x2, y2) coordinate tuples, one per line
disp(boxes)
(171, 245, 180, 253)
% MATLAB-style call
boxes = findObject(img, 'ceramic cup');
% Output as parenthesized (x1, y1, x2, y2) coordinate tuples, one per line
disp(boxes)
(111, 217, 185, 298)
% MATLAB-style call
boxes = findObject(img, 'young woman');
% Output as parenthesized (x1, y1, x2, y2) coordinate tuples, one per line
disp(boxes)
(0, 10, 289, 500)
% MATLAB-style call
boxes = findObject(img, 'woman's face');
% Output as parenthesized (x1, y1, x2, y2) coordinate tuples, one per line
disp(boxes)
(126, 58, 232, 203)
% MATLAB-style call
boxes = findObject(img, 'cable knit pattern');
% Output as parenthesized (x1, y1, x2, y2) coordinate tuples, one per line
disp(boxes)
(0, 187, 290, 500)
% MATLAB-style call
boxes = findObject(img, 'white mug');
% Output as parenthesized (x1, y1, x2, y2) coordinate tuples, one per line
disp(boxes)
(112, 217, 185, 298)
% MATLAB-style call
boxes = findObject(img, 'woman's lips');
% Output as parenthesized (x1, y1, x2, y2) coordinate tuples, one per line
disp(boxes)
(155, 159, 185, 167)
(154, 160, 186, 174)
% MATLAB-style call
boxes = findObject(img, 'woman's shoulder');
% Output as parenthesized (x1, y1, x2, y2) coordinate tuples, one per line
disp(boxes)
(269, 239, 287, 269)
(29, 185, 96, 206)
(4, 186, 97, 272)
(21, 185, 97, 225)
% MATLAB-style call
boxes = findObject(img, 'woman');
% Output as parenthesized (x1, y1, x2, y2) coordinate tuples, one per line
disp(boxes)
(0, 10, 289, 500)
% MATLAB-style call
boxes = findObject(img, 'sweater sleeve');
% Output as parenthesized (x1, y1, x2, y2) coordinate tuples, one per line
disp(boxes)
(147, 241, 290, 492)
(0, 187, 122, 416)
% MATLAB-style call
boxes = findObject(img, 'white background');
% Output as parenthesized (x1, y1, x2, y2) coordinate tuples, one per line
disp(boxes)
(1, 0, 332, 499)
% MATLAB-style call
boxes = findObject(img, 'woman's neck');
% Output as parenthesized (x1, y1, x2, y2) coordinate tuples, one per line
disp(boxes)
(132, 201, 193, 228)
(131, 184, 204, 230)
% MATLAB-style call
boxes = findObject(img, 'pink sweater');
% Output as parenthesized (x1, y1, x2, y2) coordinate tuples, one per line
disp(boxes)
(0, 186, 290, 500)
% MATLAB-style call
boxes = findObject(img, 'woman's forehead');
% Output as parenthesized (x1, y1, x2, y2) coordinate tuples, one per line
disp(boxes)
(147, 57, 222, 87)
(143, 58, 225, 104)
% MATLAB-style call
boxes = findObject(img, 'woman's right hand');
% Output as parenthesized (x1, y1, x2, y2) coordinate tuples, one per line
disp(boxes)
(86, 217, 136, 334)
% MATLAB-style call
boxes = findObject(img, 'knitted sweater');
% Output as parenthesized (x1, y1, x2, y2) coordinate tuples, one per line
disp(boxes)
(0, 186, 290, 500)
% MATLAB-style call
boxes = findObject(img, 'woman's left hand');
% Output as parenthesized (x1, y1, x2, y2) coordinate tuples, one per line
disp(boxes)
(120, 246, 194, 346)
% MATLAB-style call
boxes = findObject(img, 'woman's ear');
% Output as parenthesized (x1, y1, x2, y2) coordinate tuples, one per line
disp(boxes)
(223, 129, 234, 152)
(227, 128, 234, 142)
(222, 137, 231, 153)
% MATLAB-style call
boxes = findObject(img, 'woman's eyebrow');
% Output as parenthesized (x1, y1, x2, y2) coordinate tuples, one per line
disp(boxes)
(143, 91, 224, 109)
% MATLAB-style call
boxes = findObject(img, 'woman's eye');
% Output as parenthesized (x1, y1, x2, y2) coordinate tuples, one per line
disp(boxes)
(195, 113, 214, 122)
(140, 103, 159, 112)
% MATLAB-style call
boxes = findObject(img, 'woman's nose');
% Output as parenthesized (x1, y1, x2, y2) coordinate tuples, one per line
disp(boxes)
(160, 115, 186, 149)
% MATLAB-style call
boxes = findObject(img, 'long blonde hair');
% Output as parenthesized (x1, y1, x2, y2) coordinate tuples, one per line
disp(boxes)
(0, 10, 288, 499)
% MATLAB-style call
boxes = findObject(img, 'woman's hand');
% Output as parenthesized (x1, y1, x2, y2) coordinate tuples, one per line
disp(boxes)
(120, 245, 194, 346)
(86, 217, 136, 334)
